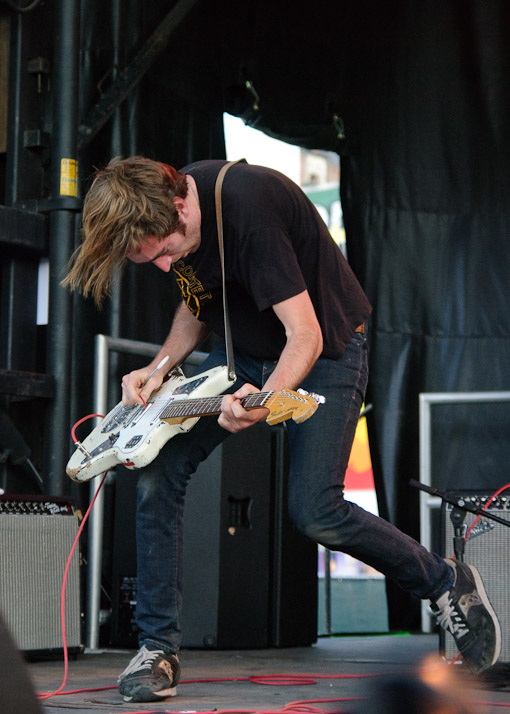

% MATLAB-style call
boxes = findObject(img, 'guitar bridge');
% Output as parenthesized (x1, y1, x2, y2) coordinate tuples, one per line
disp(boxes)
(81, 431, 120, 463)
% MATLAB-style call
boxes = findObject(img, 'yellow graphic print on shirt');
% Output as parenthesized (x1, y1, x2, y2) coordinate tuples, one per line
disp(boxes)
(172, 260, 212, 319)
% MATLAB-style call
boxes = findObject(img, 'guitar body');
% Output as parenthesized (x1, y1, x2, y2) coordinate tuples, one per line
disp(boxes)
(67, 365, 234, 483)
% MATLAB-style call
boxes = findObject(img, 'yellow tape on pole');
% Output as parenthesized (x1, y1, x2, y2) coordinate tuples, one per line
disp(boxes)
(60, 158, 78, 196)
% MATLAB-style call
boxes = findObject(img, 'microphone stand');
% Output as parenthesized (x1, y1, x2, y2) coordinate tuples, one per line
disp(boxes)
(449, 506, 467, 562)
(409, 479, 510, 562)
(411, 479, 510, 682)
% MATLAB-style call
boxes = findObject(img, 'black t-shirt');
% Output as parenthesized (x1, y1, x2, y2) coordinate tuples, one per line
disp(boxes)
(173, 159, 372, 361)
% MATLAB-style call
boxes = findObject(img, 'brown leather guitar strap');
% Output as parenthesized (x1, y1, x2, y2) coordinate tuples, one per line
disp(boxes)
(214, 159, 243, 381)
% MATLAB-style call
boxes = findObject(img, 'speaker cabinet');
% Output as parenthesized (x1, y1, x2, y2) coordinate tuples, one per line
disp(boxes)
(0, 496, 82, 654)
(181, 422, 317, 648)
(441, 491, 510, 663)
(109, 423, 317, 649)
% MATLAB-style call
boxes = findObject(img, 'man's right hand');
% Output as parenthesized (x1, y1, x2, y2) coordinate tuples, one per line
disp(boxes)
(121, 366, 166, 405)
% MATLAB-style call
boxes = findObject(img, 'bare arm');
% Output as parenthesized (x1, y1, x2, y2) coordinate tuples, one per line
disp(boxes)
(153, 302, 210, 370)
(261, 290, 323, 391)
(121, 302, 211, 404)
(218, 290, 323, 432)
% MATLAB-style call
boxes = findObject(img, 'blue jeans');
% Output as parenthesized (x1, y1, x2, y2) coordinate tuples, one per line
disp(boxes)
(135, 332, 452, 653)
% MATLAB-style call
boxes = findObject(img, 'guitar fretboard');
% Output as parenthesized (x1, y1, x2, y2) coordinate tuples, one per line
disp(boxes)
(159, 391, 274, 420)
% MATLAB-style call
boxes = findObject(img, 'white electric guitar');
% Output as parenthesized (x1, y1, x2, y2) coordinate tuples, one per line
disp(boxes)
(66, 364, 325, 483)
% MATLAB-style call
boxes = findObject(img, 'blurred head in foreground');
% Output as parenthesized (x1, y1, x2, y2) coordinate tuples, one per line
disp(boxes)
(354, 655, 479, 714)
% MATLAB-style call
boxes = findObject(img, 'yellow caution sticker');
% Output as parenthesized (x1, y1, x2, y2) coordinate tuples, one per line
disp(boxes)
(60, 158, 78, 196)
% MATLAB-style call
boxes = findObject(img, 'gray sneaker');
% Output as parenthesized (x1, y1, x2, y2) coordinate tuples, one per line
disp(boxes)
(118, 645, 180, 702)
(431, 558, 501, 673)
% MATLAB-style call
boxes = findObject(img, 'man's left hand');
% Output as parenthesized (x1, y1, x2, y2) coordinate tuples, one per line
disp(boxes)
(218, 383, 270, 433)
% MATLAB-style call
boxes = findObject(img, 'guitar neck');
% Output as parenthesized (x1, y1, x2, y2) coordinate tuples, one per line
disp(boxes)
(159, 391, 273, 420)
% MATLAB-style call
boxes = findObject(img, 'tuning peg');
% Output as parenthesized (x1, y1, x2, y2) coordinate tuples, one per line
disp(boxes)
(297, 388, 326, 404)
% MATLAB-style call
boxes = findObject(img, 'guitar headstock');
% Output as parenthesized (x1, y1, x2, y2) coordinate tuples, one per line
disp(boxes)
(265, 389, 325, 426)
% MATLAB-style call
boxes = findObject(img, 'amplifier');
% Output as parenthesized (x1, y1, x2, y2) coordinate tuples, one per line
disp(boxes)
(441, 491, 510, 663)
(0, 495, 82, 653)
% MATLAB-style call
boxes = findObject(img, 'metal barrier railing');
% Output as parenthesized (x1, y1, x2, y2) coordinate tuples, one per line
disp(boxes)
(85, 334, 207, 649)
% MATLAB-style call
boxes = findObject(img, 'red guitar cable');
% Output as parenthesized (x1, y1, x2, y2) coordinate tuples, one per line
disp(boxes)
(38, 413, 107, 701)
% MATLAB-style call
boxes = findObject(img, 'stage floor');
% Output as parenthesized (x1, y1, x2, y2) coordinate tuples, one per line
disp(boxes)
(27, 634, 510, 714)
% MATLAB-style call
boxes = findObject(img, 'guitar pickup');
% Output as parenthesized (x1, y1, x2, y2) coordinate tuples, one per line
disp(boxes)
(101, 404, 142, 432)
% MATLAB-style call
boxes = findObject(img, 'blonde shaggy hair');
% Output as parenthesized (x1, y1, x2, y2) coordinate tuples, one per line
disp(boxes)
(62, 156, 188, 306)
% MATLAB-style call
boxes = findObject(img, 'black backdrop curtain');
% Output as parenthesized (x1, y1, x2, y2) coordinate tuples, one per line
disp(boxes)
(340, 1, 510, 629)
(68, 0, 227, 599)
(71, 0, 226, 427)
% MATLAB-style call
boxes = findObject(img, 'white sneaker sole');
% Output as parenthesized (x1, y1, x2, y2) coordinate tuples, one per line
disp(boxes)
(122, 684, 177, 702)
